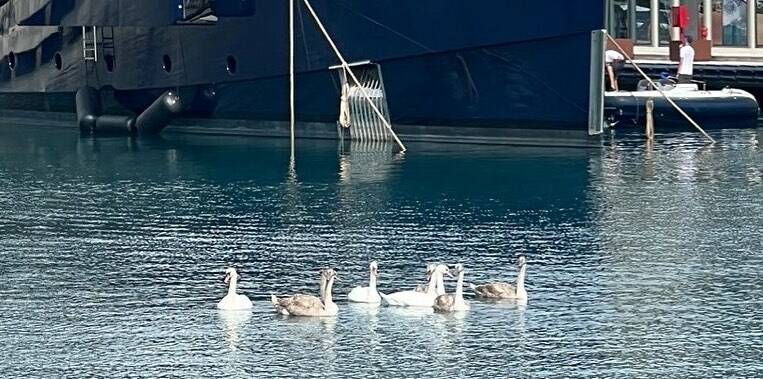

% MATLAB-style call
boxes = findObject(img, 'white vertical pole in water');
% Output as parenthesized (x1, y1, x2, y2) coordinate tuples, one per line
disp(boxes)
(588, 30, 606, 136)
(651, 0, 660, 47)
(289, 0, 296, 160)
(645, 98, 655, 140)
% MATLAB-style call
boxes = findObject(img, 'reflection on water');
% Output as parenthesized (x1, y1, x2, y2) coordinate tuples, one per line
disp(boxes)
(346, 302, 381, 316)
(338, 140, 403, 184)
(219, 310, 252, 351)
(0, 125, 761, 377)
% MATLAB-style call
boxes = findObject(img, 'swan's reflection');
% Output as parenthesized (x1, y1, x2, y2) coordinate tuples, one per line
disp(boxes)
(276, 315, 338, 350)
(347, 302, 380, 318)
(516, 303, 527, 333)
(420, 308, 468, 369)
(433, 310, 468, 354)
(481, 298, 528, 310)
(346, 303, 382, 356)
(218, 310, 252, 351)
(384, 306, 434, 319)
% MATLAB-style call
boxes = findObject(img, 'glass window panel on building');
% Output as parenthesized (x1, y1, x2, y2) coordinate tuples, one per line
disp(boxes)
(659, 0, 672, 45)
(699, 1, 707, 38)
(609, 0, 631, 38)
(713, 0, 748, 45)
(636, 0, 652, 44)
(757, 0, 763, 45)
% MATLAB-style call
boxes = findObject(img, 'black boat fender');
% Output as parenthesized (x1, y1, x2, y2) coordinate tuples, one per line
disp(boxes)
(75, 87, 101, 135)
(76, 87, 181, 136)
(94, 115, 137, 136)
(135, 90, 183, 135)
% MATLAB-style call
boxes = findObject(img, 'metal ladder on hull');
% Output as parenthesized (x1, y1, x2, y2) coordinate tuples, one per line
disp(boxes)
(82, 26, 115, 72)
(82, 26, 98, 62)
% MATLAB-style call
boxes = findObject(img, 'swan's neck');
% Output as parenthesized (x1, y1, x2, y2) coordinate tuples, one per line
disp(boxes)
(516, 265, 527, 296)
(368, 271, 377, 291)
(436, 274, 445, 294)
(319, 275, 327, 300)
(322, 277, 335, 306)
(227, 276, 238, 297)
(455, 271, 464, 302)
(425, 272, 439, 295)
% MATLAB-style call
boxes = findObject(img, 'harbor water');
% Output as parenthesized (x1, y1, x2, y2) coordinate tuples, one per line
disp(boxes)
(0, 125, 761, 378)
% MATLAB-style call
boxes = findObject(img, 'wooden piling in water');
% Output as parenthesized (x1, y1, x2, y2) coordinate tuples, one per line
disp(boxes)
(645, 98, 655, 140)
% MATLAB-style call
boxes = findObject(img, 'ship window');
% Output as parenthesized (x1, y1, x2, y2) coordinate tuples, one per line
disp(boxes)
(54, 53, 63, 70)
(226, 55, 237, 75)
(8, 52, 16, 71)
(162, 55, 173, 73)
(105, 54, 115, 72)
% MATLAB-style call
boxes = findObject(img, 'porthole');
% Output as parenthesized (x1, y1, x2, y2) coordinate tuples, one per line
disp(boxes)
(54, 53, 63, 70)
(162, 55, 172, 73)
(105, 54, 115, 72)
(226, 55, 237, 75)
(8, 52, 16, 71)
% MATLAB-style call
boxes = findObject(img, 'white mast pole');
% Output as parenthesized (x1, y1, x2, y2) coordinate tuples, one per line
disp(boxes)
(289, 0, 296, 158)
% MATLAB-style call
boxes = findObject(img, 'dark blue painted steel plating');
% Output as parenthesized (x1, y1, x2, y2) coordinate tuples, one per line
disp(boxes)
(0, 1, 607, 135)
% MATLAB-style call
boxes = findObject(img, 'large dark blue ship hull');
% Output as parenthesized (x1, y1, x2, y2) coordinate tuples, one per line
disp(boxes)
(0, 1, 606, 142)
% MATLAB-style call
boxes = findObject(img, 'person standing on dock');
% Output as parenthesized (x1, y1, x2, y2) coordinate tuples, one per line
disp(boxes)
(605, 50, 625, 91)
(678, 35, 695, 84)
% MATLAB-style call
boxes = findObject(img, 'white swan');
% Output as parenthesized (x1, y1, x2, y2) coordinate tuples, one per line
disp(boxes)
(414, 263, 446, 296)
(434, 264, 470, 312)
(380, 264, 450, 307)
(217, 267, 254, 311)
(470, 255, 528, 303)
(271, 268, 338, 317)
(434, 265, 446, 296)
(348, 261, 381, 303)
(414, 264, 434, 293)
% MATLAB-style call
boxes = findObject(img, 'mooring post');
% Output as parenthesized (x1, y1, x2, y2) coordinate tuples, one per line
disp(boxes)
(646, 98, 655, 140)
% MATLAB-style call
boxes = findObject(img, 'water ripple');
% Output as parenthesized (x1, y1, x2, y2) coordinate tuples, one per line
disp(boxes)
(0, 126, 761, 378)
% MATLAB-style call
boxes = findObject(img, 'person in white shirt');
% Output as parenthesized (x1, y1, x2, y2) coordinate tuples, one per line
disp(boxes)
(678, 35, 695, 83)
(604, 50, 625, 91)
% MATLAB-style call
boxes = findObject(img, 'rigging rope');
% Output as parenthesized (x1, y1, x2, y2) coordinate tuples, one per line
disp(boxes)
(299, 0, 406, 152)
